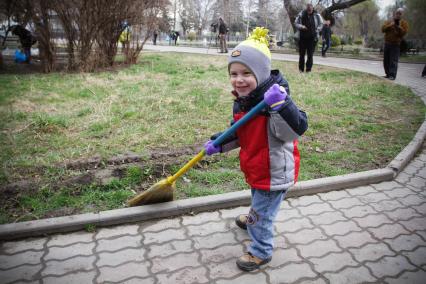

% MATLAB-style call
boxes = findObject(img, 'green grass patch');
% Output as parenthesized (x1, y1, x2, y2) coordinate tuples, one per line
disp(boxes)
(14, 183, 134, 222)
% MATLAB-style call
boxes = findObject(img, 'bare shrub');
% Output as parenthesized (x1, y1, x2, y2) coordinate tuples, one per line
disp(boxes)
(29, 0, 56, 73)
(1, 0, 170, 72)
(124, 0, 170, 64)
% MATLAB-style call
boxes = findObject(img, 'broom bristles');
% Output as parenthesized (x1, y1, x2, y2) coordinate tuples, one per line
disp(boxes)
(127, 178, 175, 206)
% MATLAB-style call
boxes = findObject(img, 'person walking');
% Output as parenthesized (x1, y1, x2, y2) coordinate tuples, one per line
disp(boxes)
(381, 8, 408, 80)
(204, 27, 308, 271)
(173, 31, 179, 46)
(218, 17, 228, 53)
(153, 30, 158, 45)
(119, 28, 131, 53)
(294, 3, 323, 72)
(321, 20, 332, 57)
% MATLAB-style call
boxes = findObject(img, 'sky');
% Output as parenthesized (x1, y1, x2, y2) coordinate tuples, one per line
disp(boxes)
(375, 0, 397, 17)
(375, 0, 396, 8)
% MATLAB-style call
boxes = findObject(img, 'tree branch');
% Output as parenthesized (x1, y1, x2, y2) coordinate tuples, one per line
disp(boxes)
(324, 0, 367, 14)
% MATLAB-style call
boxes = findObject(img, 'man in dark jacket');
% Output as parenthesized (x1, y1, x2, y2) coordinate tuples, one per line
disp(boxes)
(10, 25, 36, 63)
(294, 3, 323, 72)
(381, 8, 408, 80)
(218, 17, 228, 53)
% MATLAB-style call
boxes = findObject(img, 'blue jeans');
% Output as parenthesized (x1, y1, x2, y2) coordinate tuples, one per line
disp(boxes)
(322, 38, 330, 56)
(247, 189, 287, 260)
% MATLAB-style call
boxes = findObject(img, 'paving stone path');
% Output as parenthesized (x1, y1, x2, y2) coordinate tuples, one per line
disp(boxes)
(1, 48, 425, 284)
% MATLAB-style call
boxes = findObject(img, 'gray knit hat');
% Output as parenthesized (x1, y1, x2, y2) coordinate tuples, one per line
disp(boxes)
(228, 27, 271, 85)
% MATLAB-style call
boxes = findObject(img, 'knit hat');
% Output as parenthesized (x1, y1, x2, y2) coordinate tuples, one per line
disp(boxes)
(228, 27, 271, 85)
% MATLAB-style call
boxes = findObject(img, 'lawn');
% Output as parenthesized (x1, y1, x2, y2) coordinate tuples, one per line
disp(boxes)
(0, 51, 424, 223)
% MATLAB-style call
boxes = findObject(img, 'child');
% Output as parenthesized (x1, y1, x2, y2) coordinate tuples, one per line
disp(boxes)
(204, 27, 308, 271)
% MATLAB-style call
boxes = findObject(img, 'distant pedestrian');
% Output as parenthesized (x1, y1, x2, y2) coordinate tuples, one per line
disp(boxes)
(10, 25, 36, 63)
(321, 20, 332, 57)
(218, 17, 228, 53)
(171, 31, 179, 46)
(381, 8, 408, 80)
(153, 31, 158, 45)
(119, 25, 131, 53)
(294, 3, 323, 72)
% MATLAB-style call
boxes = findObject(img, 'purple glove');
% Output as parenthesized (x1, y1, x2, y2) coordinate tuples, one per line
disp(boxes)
(264, 84, 287, 110)
(204, 140, 221, 156)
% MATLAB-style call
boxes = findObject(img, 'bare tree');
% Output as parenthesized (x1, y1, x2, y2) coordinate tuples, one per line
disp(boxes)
(198, 0, 216, 35)
(1, 0, 170, 72)
(178, 0, 215, 35)
(124, 0, 170, 64)
(53, 0, 169, 70)
(342, 0, 381, 42)
(52, 0, 78, 70)
(27, 0, 56, 73)
(404, 0, 426, 46)
(95, 1, 130, 67)
(283, 0, 304, 32)
(211, 0, 245, 34)
(256, 0, 270, 28)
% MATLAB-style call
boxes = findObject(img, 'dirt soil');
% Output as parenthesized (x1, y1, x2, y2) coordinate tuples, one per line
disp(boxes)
(0, 146, 211, 217)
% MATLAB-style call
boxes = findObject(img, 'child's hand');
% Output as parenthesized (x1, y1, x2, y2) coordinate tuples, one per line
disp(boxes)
(264, 84, 287, 110)
(204, 140, 221, 156)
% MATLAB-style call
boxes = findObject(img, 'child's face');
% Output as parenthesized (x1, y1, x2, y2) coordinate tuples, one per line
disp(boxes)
(229, 63, 257, 97)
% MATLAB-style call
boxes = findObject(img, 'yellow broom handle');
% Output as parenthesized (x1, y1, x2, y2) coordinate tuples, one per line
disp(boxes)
(167, 149, 206, 184)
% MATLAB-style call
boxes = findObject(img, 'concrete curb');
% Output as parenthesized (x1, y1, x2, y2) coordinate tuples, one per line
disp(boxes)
(388, 120, 426, 175)
(0, 191, 250, 240)
(0, 167, 395, 240)
(287, 168, 394, 197)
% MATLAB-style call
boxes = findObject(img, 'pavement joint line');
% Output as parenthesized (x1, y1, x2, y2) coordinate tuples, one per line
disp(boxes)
(0, 52, 425, 241)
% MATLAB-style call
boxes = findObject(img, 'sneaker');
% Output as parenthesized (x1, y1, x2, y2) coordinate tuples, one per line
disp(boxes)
(236, 252, 272, 271)
(388, 76, 395, 80)
(235, 215, 248, 230)
(383, 75, 389, 78)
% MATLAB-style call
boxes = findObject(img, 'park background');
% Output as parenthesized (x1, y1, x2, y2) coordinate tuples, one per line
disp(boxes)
(1, 0, 425, 72)
(0, 0, 425, 223)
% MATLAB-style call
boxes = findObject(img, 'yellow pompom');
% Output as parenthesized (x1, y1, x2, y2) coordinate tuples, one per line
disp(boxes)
(248, 27, 270, 46)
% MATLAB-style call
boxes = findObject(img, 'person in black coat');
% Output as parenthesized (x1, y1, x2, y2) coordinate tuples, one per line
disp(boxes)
(294, 3, 323, 72)
(10, 25, 36, 63)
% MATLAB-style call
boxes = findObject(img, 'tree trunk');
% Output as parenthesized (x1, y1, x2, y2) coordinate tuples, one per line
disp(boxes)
(32, 1, 55, 73)
(283, 0, 302, 33)
(53, 1, 77, 70)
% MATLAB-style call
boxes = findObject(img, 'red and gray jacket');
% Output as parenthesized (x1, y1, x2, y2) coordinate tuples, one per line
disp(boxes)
(217, 70, 308, 191)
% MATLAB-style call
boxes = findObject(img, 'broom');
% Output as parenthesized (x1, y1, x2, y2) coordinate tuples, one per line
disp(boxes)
(127, 100, 267, 206)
